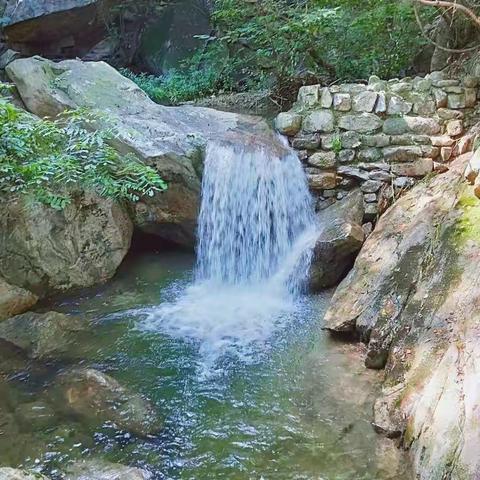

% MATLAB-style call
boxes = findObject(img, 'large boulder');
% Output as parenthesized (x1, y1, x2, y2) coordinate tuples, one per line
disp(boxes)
(309, 190, 365, 290)
(51, 368, 162, 436)
(324, 156, 480, 479)
(6, 56, 277, 247)
(0, 192, 133, 296)
(65, 460, 152, 480)
(0, 277, 37, 321)
(0, 311, 87, 359)
(2, 0, 106, 58)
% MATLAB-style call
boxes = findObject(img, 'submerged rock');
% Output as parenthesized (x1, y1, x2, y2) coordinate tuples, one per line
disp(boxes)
(0, 192, 133, 297)
(0, 311, 87, 360)
(0, 468, 48, 480)
(65, 460, 152, 480)
(324, 156, 480, 479)
(0, 277, 37, 322)
(309, 189, 365, 290)
(51, 368, 162, 436)
(6, 56, 278, 248)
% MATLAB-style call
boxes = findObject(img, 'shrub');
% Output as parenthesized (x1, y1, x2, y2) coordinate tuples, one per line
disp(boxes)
(0, 95, 167, 209)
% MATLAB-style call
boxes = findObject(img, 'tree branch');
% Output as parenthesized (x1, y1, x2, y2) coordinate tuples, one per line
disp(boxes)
(414, 0, 480, 28)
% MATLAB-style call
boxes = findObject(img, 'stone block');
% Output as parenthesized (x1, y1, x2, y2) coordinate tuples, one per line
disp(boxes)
(375, 92, 387, 113)
(357, 148, 382, 163)
(446, 120, 463, 137)
(361, 134, 390, 147)
(437, 108, 464, 120)
(308, 172, 337, 190)
(308, 151, 337, 169)
(361, 180, 383, 193)
(338, 113, 383, 133)
(275, 112, 302, 135)
(433, 79, 459, 87)
(333, 93, 352, 111)
(387, 96, 413, 114)
(292, 133, 321, 150)
(340, 131, 362, 148)
(432, 88, 448, 108)
(364, 193, 377, 203)
(383, 118, 409, 135)
(430, 135, 454, 147)
(463, 76, 479, 88)
(440, 147, 453, 162)
(369, 170, 393, 182)
(404, 117, 441, 135)
(383, 146, 423, 162)
(390, 134, 430, 145)
(391, 158, 433, 177)
(320, 87, 333, 108)
(338, 149, 356, 164)
(297, 85, 320, 107)
(465, 88, 477, 108)
(353, 91, 378, 112)
(447, 93, 466, 109)
(338, 166, 370, 181)
(303, 110, 335, 133)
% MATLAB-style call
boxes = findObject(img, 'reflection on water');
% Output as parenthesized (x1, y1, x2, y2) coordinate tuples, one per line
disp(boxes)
(0, 252, 411, 479)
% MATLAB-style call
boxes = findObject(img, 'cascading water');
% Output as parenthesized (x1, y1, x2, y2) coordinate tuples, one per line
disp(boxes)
(143, 136, 318, 363)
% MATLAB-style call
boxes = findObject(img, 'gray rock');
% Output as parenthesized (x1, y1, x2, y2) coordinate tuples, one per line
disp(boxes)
(0, 311, 87, 359)
(303, 110, 335, 133)
(391, 158, 433, 177)
(64, 460, 152, 480)
(446, 119, 463, 136)
(340, 131, 362, 148)
(51, 368, 162, 436)
(375, 92, 387, 113)
(338, 149, 356, 164)
(369, 170, 393, 182)
(437, 108, 464, 120)
(333, 93, 351, 111)
(338, 166, 370, 181)
(383, 118, 409, 135)
(338, 113, 383, 133)
(297, 85, 320, 107)
(447, 93, 466, 109)
(390, 134, 430, 146)
(363, 193, 377, 203)
(361, 180, 383, 193)
(404, 116, 441, 135)
(275, 112, 302, 135)
(357, 148, 382, 163)
(320, 87, 333, 108)
(308, 151, 337, 169)
(433, 79, 459, 87)
(465, 88, 477, 107)
(432, 88, 448, 108)
(383, 146, 423, 163)
(292, 133, 321, 150)
(387, 96, 412, 115)
(393, 177, 415, 189)
(390, 82, 412, 94)
(14, 401, 56, 431)
(310, 190, 365, 290)
(352, 91, 377, 112)
(324, 156, 480, 479)
(463, 76, 479, 88)
(0, 49, 21, 69)
(307, 172, 337, 190)
(361, 134, 390, 148)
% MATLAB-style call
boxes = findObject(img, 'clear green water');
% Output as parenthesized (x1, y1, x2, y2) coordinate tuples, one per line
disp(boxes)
(0, 251, 411, 479)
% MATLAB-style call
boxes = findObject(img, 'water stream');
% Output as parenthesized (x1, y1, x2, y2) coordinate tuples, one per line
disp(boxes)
(0, 140, 411, 479)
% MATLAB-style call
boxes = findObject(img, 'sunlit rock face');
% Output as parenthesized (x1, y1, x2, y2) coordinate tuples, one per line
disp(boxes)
(324, 154, 480, 479)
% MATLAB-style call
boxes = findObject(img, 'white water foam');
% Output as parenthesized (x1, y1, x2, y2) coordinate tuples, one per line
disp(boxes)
(141, 137, 318, 364)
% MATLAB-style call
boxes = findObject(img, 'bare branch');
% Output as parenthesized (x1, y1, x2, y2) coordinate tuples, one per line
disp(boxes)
(414, 0, 480, 28)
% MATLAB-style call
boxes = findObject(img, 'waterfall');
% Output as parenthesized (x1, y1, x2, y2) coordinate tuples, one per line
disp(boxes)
(143, 136, 318, 363)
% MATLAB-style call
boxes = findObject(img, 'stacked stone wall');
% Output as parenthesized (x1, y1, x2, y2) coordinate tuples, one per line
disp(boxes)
(275, 71, 480, 224)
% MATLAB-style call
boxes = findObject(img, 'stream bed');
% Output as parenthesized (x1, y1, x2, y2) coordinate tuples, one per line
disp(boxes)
(0, 251, 411, 479)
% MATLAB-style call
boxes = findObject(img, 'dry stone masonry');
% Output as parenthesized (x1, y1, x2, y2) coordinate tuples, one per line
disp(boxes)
(275, 72, 480, 222)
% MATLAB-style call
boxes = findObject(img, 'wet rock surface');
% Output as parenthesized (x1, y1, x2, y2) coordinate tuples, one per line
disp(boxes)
(64, 460, 152, 480)
(50, 368, 162, 436)
(324, 155, 480, 479)
(0, 278, 38, 322)
(0, 468, 49, 480)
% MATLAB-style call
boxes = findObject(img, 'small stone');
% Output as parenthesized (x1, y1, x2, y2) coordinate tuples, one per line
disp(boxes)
(303, 110, 335, 133)
(404, 116, 441, 135)
(308, 172, 337, 190)
(353, 91, 378, 112)
(340, 131, 362, 148)
(383, 118, 408, 135)
(441, 147, 453, 162)
(443, 86, 463, 94)
(368, 170, 393, 182)
(390, 82, 412, 94)
(463, 76, 479, 88)
(393, 177, 415, 189)
(364, 203, 378, 219)
(337, 166, 370, 181)
(453, 135, 473, 156)
(446, 120, 463, 136)
(297, 85, 320, 107)
(275, 112, 302, 135)
(391, 158, 433, 177)
(422, 145, 440, 158)
(390, 134, 430, 146)
(320, 87, 333, 108)
(447, 93, 466, 109)
(333, 93, 352, 111)
(338, 149, 356, 164)
(357, 162, 391, 172)
(336, 191, 347, 200)
(339, 83, 367, 94)
(383, 146, 422, 162)
(357, 148, 382, 162)
(427, 71, 446, 83)
(292, 134, 321, 150)
(437, 108, 464, 120)
(415, 78, 432, 92)
(338, 113, 383, 133)
(297, 149, 309, 161)
(361, 134, 390, 147)
(361, 180, 383, 193)
(387, 96, 413, 115)
(375, 92, 387, 113)
(433, 79, 459, 87)
(413, 99, 436, 116)
(364, 193, 377, 203)
(430, 135, 454, 147)
(321, 134, 335, 150)
(432, 88, 448, 108)
(308, 151, 337, 169)
(339, 177, 356, 189)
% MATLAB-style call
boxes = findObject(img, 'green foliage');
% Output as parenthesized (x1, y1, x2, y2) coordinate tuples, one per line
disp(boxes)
(0, 97, 167, 209)
(212, 0, 427, 85)
(331, 136, 342, 155)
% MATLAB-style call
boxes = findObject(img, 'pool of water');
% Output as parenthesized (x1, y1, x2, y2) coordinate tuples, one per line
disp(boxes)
(0, 251, 411, 479)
